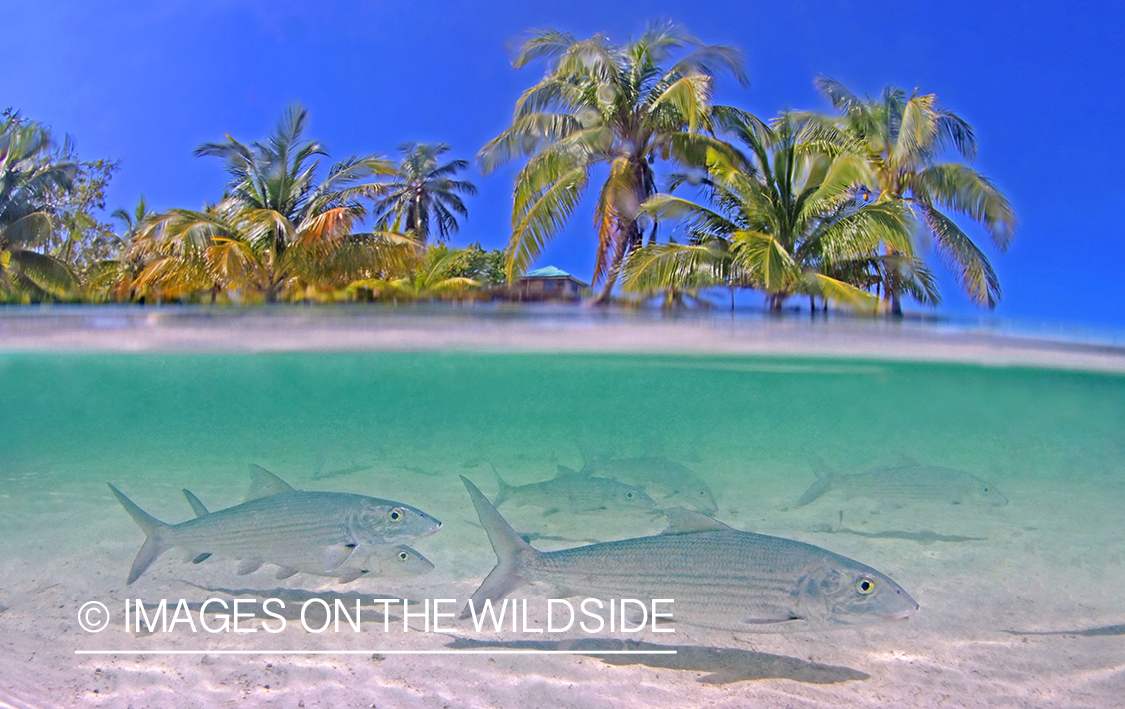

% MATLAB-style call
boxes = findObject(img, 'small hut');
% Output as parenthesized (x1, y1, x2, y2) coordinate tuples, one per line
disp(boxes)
(516, 266, 589, 301)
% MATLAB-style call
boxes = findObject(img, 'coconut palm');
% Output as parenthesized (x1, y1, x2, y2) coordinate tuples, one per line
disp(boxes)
(132, 105, 416, 302)
(371, 143, 477, 245)
(84, 196, 157, 301)
(622, 113, 919, 311)
(807, 78, 1016, 313)
(346, 245, 480, 301)
(479, 21, 754, 302)
(0, 114, 77, 299)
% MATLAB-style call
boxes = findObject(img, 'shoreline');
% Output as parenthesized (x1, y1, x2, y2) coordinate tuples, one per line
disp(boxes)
(1, 306, 1124, 374)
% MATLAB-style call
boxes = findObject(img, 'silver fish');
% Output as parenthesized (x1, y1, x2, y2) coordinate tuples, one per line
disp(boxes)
(180, 489, 434, 582)
(459, 477, 917, 632)
(493, 465, 656, 515)
(579, 446, 717, 514)
(109, 464, 441, 584)
(794, 459, 1008, 508)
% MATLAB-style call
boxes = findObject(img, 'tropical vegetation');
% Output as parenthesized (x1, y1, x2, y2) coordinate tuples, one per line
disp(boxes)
(775, 78, 1016, 314)
(125, 105, 423, 303)
(479, 21, 752, 302)
(621, 113, 917, 311)
(0, 111, 77, 299)
(0, 20, 1015, 314)
(371, 142, 478, 246)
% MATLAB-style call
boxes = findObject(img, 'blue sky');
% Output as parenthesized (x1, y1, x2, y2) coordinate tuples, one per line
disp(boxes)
(4, 1, 1122, 327)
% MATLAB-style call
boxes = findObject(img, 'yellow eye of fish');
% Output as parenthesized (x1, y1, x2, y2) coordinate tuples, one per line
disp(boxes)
(856, 577, 876, 595)
(398, 551, 409, 561)
(389, 508, 403, 522)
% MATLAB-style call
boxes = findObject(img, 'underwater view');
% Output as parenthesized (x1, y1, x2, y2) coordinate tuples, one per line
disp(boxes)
(1, 312, 1122, 708)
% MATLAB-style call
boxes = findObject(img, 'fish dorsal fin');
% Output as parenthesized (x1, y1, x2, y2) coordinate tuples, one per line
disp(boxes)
(182, 489, 210, 518)
(662, 508, 735, 534)
(244, 464, 296, 501)
(555, 465, 583, 478)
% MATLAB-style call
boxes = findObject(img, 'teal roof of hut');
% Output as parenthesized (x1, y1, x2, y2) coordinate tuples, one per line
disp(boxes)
(523, 266, 573, 278)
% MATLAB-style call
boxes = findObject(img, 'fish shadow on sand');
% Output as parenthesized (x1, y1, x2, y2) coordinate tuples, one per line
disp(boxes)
(1003, 624, 1125, 637)
(443, 637, 869, 685)
(812, 525, 986, 545)
(810, 511, 986, 545)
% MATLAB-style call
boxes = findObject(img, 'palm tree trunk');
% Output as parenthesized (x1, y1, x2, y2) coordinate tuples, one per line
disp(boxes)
(593, 165, 651, 305)
(593, 223, 637, 304)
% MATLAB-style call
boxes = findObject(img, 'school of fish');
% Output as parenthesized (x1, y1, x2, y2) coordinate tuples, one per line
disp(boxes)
(108, 448, 1016, 636)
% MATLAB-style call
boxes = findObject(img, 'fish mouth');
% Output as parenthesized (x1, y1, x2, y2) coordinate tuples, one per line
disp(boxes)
(417, 520, 443, 537)
(883, 607, 918, 621)
(881, 595, 920, 621)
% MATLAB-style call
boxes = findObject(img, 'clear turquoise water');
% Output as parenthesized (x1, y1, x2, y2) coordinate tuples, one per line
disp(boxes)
(3, 351, 1120, 486)
(2, 343, 1124, 706)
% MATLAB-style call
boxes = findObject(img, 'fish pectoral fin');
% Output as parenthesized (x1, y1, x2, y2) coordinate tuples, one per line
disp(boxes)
(662, 508, 734, 534)
(739, 615, 803, 625)
(554, 465, 582, 478)
(275, 566, 298, 580)
(542, 508, 560, 517)
(322, 543, 358, 573)
(336, 569, 368, 584)
(191, 553, 213, 564)
(237, 559, 264, 575)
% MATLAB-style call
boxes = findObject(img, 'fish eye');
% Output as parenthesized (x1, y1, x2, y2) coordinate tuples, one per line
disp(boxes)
(389, 508, 404, 522)
(699, 490, 706, 496)
(397, 551, 409, 561)
(626, 491, 635, 499)
(982, 487, 990, 493)
(856, 577, 876, 595)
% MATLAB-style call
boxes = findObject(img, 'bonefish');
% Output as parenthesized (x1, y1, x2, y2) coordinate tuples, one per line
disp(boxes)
(109, 465, 441, 584)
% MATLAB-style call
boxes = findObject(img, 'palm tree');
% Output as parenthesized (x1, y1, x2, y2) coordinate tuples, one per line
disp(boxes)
(807, 78, 1016, 314)
(622, 114, 918, 311)
(0, 114, 77, 299)
(84, 196, 157, 301)
(346, 245, 480, 301)
(132, 105, 416, 302)
(371, 143, 477, 245)
(479, 21, 753, 303)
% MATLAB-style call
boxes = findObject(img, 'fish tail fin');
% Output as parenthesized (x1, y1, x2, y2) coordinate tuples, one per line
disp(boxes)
(460, 476, 537, 619)
(108, 484, 171, 584)
(490, 463, 514, 507)
(793, 454, 836, 507)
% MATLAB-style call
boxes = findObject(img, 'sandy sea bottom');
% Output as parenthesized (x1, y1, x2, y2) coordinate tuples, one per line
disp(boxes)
(1, 349, 1123, 708)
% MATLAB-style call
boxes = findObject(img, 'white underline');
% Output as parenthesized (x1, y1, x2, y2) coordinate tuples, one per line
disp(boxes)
(74, 649, 677, 656)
